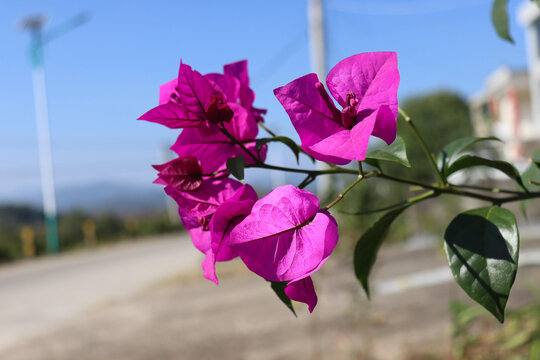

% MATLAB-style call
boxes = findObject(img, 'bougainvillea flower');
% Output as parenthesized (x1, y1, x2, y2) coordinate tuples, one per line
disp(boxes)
(285, 276, 317, 313)
(165, 178, 242, 218)
(274, 52, 399, 165)
(159, 78, 180, 105)
(138, 62, 235, 129)
(171, 123, 266, 174)
(178, 210, 212, 254)
(152, 156, 204, 191)
(138, 103, 202, 129)
(140, 60, 268, 131)
(223, 60, 267, 123)
(203, 184, 258, 284)
(230, 185, 338, 294)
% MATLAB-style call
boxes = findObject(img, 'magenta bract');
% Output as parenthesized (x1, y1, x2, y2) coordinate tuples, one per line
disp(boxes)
(141, 60, 265, 130)
(152, 156, 203, 191)
(165, 178, 242, 218)
(203, 184, 259, 284)
(285, 276, 317, 313)
(230, 185, 338, 282)
(159, 78, 179, 105)
(137, 103, 201, 129)
(274, 52, 399, 164)
(178, 210, 212, 254)
(223, 60, 267, 123)
(171, 123, 265, 174)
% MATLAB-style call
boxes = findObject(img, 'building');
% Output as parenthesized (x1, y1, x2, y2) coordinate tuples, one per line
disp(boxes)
(469, 2, 540, 164)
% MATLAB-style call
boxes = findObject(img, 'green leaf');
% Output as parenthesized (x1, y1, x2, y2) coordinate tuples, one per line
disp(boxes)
(257, 136, 300, 164)
(518, 158, 540, 217)
(270, 281, 297, 317)
(492, 0, 514, 43)
(365, 136, 411, 167)
(533, 0, 540, 8)
(444, 206, 519, 322)
(437, 136, 501, 171)
(520, 162, 540, 192)
(445, 155, 526, 191)
(354, 205, 410, 298)
(363, 158, 381, 170)
(226, 154, 245, 181)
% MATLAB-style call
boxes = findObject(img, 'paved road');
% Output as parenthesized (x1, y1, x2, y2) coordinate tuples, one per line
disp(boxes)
(0, 233, 199, 352)
(1, 231, 540, 359)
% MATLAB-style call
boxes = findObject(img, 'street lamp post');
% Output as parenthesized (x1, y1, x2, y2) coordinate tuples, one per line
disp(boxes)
(20, 13, 89, 254)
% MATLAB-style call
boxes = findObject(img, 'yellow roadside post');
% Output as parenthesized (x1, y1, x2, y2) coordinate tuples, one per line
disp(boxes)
(82, 219, 97, 247)
(20, 226, 36, 257)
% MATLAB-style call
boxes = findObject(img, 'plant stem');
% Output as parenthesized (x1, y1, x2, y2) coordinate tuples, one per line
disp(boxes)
(258, 122, 277, 137)
(452, 183, 523, 195)
(200, 151, 540, 208)
(408, 190, 438, 203)
(398, 107, 447, 186)
(340, 200, 410, 215)
(323, 174, 364, 211)
(218, 125, 260, 164)
(258, 163, 359, 176)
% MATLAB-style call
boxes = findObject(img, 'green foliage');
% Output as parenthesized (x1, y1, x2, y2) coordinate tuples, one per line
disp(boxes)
(491, 0, 513, 43)
(444, 206, 519, 322)
(226, 154, 245, 181)
(365, 136, 411, 168)
(445, 155, 526, 190)
(0, 204, 183, 264)
(519, 150, 540, 216)
(395, 91, 473, 181)
(270, 281, 297, 316)
(340, 91, 472, 245)
(437, 136, 501, 173)
(58, 211, 87, 249)
(447, 297, 540, 360)
(257, 136, 300, 164)
(0, 205, 43, 227)
(354, 205, 410, 298)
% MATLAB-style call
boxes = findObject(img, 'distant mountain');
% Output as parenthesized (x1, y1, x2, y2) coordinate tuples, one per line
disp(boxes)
(2, 182, 168, 215)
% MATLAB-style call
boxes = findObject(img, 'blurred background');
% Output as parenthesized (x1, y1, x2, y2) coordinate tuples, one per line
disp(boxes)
(2, 0, 540, 359)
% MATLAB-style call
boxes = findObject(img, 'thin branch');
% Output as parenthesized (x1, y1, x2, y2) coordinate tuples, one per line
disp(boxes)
(398, 107, 446, 186)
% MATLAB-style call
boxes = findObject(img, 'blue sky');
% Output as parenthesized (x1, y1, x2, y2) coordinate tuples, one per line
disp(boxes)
(0, 0, 531, 202)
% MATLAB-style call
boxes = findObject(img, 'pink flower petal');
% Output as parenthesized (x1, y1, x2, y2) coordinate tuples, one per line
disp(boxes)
(224, 60, 250, 86)
(204, 184, 258, 285)
(210, 185, 258, 260)
(274, 74, 347, 163)
(138, 103, 201, 129)
(152, 156, 203, 191)
(309, 108, 378, 162)
(202, 250, 218, 284)
(159, 78, 179, 105)
(371, 105, 397, 145)
(178, 211, 212, 254)
(177, 61, 217, 116)
(205, 73, 241, 104)
(224, 103, 259, 142)
(285, 277, 318, 313)
(230, 185, 339, 282)
(165, 178, 242, 217)
(172, 123, 265, 173)
(326, 52, 399, 115)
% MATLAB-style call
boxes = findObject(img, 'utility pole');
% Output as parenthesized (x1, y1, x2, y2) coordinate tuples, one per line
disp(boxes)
(308, 0, 327, 82)
(20, 13, 89, 253)
(308, 0, 330, 199)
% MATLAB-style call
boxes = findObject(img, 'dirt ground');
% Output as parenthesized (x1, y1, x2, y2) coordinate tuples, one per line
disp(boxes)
(2, 241, 539, 360)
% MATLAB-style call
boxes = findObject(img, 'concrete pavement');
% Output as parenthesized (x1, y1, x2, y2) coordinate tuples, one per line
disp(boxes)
(0, 233, 200, 352)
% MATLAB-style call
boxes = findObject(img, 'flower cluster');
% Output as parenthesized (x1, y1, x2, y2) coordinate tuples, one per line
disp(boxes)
(139, 53, 399, 313)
